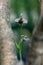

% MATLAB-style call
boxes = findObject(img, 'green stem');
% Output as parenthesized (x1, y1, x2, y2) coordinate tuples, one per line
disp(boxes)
(19, 50, 22, 60)
(19, 24, 23, 60)
(20, 24, 22, 35)
(19, 39, 23, 60)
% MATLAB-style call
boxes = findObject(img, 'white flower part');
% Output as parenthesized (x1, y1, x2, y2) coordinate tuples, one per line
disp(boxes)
(15, 18, 28, 24)
(21, 35, 30, 41)
(15, 18, 20, 22)
(20, 13, 28, 24)
(23, 36, 31, 47)
(23, 36, 30, 42)
(21, 35, 31, 47)
(15, 13, 28, 24)
(23, 18, 27, 24)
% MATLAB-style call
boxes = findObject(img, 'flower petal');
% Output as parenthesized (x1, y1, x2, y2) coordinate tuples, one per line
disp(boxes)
(15, 18, 20, 22)
(23, 19, 28, 24)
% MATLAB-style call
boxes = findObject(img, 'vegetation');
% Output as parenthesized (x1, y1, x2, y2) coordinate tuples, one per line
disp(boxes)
(10, 0, 40, 62)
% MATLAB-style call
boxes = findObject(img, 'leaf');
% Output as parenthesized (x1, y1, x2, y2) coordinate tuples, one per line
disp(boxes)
(19, 38, 23, 48)
(15, 42, 20, 49)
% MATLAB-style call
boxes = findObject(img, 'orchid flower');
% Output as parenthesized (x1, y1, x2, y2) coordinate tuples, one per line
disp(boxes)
(15, 13, 28, 24)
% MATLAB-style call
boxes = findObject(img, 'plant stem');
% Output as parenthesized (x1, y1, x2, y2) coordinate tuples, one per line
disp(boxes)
(19, 24, 23, 60)
(19, 50, 22, 60)
(20, 24, 22, 35)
